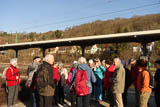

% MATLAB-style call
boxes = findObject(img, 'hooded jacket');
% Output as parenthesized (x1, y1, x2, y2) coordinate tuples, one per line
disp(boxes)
(71, 64, 96, 94)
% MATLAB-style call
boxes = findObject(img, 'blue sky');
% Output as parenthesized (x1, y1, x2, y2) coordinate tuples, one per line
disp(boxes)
(0, 0, 160, 33)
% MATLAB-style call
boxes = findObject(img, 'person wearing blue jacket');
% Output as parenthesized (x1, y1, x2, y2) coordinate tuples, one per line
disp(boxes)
(93, 58, 106, 103)
(70, 57, 96, 107)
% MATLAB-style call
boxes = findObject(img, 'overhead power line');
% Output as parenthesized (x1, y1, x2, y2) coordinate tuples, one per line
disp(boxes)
(28, 6, 160, 32)
(2, 0, 114, 30)
(21, 2, 160, 31)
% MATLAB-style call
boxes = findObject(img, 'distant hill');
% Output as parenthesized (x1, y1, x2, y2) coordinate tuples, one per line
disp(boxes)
(63, 14, 160, 38)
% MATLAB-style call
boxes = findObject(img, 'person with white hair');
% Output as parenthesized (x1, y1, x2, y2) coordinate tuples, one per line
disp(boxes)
(70, 57, 96, 107)
(36, 54, 56, 107)
(88, 59, 94, 69)
(56, 62, 68, 105)
(112, 57, 125, 107)
(6, 58, 20, 107)
(88, 59, 96, 98)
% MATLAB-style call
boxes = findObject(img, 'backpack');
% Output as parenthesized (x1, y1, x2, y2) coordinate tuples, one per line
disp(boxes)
(2, 67, 13, 81)
(148, 71, 154, 88)
(75, 69, 90, 96)
(36, 64, 51, 88)
(36, 65, 46, 88)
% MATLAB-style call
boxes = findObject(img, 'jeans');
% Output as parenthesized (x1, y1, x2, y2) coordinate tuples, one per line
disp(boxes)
(7, 85, 19, 106)
(76, 94, 90, 107)
(94, 77, 102, 100)
(39, 95, 53, 107)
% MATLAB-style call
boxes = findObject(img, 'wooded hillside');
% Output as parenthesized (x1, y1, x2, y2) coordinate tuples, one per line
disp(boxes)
(0, 13, 160, 43)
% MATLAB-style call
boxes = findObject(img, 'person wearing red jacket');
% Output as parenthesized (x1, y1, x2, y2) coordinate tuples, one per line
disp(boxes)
(103, 60, 114, 107)
(52, 62, 59, 84)
(52, 62, 59, 106)
(6, 58, 20, 107)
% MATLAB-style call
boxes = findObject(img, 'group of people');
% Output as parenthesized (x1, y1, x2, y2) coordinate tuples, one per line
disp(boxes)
(3, 54, 160, 107)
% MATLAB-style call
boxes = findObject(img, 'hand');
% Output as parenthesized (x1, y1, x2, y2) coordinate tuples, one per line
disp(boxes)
(16, 76, 19, 80)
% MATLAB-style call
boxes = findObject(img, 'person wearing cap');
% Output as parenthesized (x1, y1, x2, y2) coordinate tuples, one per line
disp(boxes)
(26, 56, 41, 107)
(129, 58, 139, 106)
(154, 60, 160, 107)
(6, 58, 20, 107)
(27, 56, 41, 76)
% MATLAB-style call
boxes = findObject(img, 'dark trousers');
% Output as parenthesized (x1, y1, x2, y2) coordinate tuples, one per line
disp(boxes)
(76, 94, 90, 107)
(155, 86, 160, 107)
(122, 84, 130, 106)
(55, 85, 64, 104)
(59, 86, 64, 103)
(31, 90, 39, 107)
(71, 90, 76, 107)
(39, 95, 53, 107)
(7, 85, 19, 106)
(106, 88, 114, 107)
(54, 86, 59, 105)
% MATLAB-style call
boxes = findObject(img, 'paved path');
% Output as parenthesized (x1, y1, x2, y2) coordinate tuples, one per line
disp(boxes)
(0, 86, 156, 107)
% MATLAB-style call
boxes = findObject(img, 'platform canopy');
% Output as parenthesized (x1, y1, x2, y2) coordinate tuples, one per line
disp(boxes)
(0, 29, 160, 51)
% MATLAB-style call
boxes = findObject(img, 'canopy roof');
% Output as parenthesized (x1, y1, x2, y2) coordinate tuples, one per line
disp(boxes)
(0, 29, 160, 51)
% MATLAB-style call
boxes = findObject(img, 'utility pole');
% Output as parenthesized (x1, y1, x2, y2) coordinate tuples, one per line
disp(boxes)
(15, 32, 18, 57)
(16, 32, 18, 43)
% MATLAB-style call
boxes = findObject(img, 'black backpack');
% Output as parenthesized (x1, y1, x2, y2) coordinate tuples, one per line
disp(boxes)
(148, 71, 154, 88)
(36, 65, 48, 88)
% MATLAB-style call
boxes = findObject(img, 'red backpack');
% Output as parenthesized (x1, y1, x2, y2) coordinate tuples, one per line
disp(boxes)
(75, 69, 90, 96)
